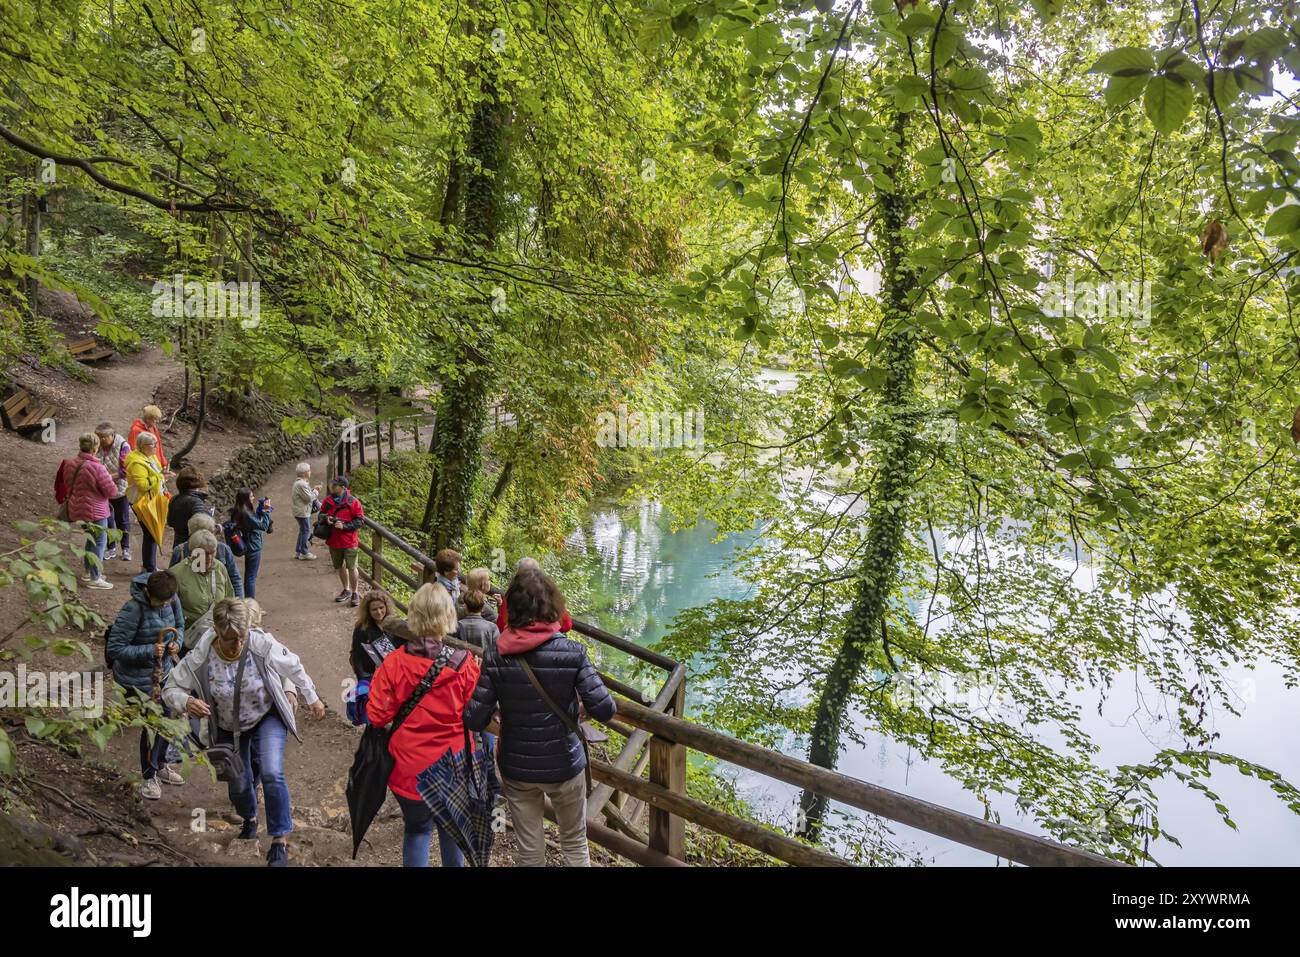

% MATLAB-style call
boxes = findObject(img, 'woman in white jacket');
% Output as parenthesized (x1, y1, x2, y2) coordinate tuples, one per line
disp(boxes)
(164, 597, 325, 866)
(290, 462, 321, 561)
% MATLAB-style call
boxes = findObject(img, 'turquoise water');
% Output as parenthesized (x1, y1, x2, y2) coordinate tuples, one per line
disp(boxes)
(566, 495, 1300, 866)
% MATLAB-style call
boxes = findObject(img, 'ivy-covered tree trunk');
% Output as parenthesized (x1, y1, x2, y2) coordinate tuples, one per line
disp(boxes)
(421, 72, 508, 552)
(801, 112, 919, 839)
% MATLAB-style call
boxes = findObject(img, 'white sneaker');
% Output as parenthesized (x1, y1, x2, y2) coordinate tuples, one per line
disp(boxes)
(87, 578, 114, 590)
(157, 765, 184, 786)
(122, 549, 133, 562)
(105, 547, 118, 560)
(303, 552, 318, 561)
(139, 777, 162, 800)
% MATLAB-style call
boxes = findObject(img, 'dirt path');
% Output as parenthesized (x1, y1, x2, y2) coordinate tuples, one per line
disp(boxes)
(3, 354, 552, 866)
(113, 454, 543, 866)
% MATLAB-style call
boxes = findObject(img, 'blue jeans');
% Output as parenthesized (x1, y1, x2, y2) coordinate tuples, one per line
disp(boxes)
(84, 517, 108, 579)
(244, 548, 262, 599)
(216, 711, 292, 837)
(294, 516, 311, 555)
(393, 792, 463, 867)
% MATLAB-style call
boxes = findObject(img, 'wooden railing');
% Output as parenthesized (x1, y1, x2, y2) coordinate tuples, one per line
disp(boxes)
(349, 512, 1122, 868)
(327, 404, 513, 484)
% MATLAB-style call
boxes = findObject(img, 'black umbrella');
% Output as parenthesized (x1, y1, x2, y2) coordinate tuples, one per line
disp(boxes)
(346, 724, 396, 859)
(346, 659, 442, 858)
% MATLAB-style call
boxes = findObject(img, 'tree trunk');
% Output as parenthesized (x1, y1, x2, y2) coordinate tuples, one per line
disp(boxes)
(175, 216, 225, 461)
(439, 152, 463, 228)
(800, 111, 920, 840)
(421, 69, 509, 551)
(22, 189, 40, 330)
(169, 375, 206, 466)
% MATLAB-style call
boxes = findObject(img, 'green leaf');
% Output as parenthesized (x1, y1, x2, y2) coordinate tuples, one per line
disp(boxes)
(1143, 74, 1194, 135)
(1264, 204, 1300, 237)
(1105, 73, 1148, 107)
(1089, 47, 1156, 77)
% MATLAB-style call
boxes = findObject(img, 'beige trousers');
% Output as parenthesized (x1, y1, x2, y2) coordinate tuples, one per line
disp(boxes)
(501, 771, 590, 867)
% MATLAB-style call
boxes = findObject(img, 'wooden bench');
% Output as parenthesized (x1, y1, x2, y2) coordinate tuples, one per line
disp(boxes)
(66, 337, 115, 363)
(0, 389, 56, 437)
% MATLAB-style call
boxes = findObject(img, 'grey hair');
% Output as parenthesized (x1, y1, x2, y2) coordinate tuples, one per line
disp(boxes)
(188, 512, 216, 535)
(189, 529, 218, 552)
(78, 432, 98, 453)
(95, 422, 115, 435)
(515, 556, 541, 572)
(295, 462, 311, 476)
(136, 431, 156, 448)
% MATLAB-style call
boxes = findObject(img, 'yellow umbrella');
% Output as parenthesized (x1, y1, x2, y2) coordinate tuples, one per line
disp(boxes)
(131, 491, 170, 550)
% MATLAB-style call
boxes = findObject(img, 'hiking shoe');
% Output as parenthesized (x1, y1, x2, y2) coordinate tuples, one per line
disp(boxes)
(105, 546, 118, 560)
(139, 777, 162, 800)
(238, 818, 258, 840)
(121, 548, 133, 562)
(87, 577, 114, 590)
(334, 589, 352, 603)
(157, 765, 184, 786)
(350, 594, 360, 607)
(266, 842, 289, 867)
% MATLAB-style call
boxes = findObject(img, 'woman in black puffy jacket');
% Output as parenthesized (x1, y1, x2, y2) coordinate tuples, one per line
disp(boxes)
(463, 569, 614, 866)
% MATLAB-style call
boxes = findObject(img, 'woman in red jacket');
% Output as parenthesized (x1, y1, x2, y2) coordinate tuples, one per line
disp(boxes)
(366, 582, 481, 867)
(55, 433, 121, 590)
(127, 404, 170, 472)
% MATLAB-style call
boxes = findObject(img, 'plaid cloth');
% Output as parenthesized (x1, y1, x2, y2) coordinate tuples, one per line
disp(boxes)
(416, 729, 502, 867)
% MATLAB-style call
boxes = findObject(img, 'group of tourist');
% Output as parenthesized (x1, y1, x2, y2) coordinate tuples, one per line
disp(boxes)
(53, 404, 276, 593)
(350, 559, 614, 867)
(59, 408, 614, 867)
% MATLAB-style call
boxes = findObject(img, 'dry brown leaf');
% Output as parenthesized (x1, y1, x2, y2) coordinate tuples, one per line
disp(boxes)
(1200, 219, 1228, 262)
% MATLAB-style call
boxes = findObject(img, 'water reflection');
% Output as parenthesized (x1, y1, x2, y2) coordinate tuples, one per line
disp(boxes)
(567, 494, 1300, 865)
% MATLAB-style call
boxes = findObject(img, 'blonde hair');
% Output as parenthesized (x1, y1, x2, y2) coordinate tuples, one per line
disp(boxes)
(143, 404, 163, 421)
(79, 432, 98, 453)
(245, 598, 266, 627)
(212, 597, 251, 643)
(407, 583, 457, 638)
(465, 567, 491, 594)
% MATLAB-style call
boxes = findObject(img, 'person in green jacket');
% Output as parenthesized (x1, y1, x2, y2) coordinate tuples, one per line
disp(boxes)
(172, 529, 234, 646)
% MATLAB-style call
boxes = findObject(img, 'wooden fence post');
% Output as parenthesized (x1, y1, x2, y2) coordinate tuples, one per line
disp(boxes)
(648, 676, 687, 860)
(371, 528, 383, 589)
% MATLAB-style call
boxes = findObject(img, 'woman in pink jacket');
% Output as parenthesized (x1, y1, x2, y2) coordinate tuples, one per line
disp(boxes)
(55, 433, 121, 590)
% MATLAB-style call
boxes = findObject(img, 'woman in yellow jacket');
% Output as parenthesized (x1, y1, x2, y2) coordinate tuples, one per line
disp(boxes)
(125, 432, 171, 573)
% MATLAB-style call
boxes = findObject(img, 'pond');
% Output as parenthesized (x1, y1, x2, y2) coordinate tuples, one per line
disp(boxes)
(566, 494, 1300, 865)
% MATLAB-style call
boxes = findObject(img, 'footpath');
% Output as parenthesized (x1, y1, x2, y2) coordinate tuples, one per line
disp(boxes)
(1, 347, 545, 865)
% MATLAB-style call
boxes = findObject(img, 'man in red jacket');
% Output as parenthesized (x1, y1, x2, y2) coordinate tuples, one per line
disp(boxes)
(496, 556, 573, 632)
(319, 476, 364, 606)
